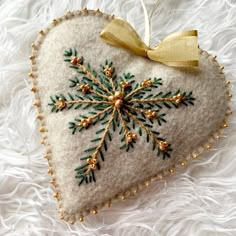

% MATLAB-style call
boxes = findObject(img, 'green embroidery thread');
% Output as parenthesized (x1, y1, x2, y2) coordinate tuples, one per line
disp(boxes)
(48, 48, 195, 186)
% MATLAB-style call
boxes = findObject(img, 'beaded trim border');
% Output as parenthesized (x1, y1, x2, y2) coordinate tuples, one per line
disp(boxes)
(29, 8, 232, 224)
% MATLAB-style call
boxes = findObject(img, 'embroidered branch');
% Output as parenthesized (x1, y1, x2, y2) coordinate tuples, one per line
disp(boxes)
(48, 48, 195, 186)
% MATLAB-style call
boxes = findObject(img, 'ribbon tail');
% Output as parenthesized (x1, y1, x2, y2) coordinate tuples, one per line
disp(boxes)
(100, 18, 148, 57)
(147, 30, 199, 67)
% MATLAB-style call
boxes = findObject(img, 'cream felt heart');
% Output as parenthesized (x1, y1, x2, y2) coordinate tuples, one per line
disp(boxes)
(30, 9, 231, 223)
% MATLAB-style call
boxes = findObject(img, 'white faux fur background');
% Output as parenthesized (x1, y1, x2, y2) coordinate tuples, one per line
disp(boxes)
(0, 0, 235, 235)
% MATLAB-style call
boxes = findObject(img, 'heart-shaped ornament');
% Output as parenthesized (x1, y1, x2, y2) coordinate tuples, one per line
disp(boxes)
(30, 9, 231, 223)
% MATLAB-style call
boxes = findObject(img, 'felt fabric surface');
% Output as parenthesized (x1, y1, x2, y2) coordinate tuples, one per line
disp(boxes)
(35, 12, 228, 218)
(0, 0, 236, 235)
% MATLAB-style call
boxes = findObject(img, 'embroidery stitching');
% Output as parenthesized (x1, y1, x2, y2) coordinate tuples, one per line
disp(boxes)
(48, 48, 195, 186)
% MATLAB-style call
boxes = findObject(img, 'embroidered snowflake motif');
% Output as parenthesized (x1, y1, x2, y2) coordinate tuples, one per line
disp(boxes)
(48, 48, 195, 186)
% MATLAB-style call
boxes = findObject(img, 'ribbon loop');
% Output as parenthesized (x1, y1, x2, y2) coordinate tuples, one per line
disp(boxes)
(100, 18, 198, 68)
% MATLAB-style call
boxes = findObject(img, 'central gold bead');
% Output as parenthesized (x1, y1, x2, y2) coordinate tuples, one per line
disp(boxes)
(110, 91, 124, 109)
(114, 91, 123, 99)
(115, 99, 123, 108)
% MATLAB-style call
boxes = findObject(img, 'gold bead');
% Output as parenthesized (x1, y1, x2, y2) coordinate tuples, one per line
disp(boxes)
(159, 141, 169, 151)
(53, 192, 59, 198)
(120, 80, 130, 89)
(115, 99, 123, 108)
(31, 43, 37, 49)
(48, 168, 53, 175)
(226, 80, 230, 85)
(79, 216, 84, 222)
(228, 94, 232, 99)
(29, 55, 35, 60)
(114, 91, 123, 99)
(127, 136, 132, 143)
(142, 79, 153, 87)
(192, 154, 198, 159)
(80, 84, 90, 93)
(145, 110, 157, 119)
(205, 144, 211, 149)
(92, 209, 97, 215)
(50, 179, 56, 185)
(180, 160, 187, 166)
(31, 87, 37, 92)
(40, 140, 45, 145)
(145, 181, 150, 186)
(108, 95, 114, 102)
(80, 118, 92, 128)
(104, 67, 112, 76)
(70, 57, 77, 65)
(52, 19, 58, 25)
(132, 133, 137, 140)
(173, 93, 183, 105)
(28, 72, 33, 78)
(220, 66, 224, 70)
(39, 127, 46, 132)
(36, 114, 43, 120)
(39, 30, 45, 36)
(55, 98, 66, 110)
(169, 167, 175, 174)
(82, 122, 88, 128)
(71, 56, 82, 66)
(223, 123, 228, 128)
(105, 70, 112, 77)
(121, 195, 125, 200)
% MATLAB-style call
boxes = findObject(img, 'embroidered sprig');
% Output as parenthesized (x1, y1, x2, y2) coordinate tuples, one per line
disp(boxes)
(48, 48, 195, 186)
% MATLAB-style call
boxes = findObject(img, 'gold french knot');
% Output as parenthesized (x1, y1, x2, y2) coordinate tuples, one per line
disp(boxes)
(104, 65, 113, 77)
(70, 56, 82, 65)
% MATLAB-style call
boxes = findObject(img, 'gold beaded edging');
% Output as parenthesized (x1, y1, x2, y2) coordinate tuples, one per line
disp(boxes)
(29, 8, 232, 224)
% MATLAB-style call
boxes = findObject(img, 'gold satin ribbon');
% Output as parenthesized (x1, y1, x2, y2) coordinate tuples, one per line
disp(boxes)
(100, 18, 198, 67)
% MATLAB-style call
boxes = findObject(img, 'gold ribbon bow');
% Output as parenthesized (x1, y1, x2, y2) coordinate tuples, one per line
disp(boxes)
(100, 18, 198, 67)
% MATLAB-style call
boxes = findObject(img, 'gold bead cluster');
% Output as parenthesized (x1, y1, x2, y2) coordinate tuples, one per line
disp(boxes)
(79, 84, 90, 94)
(55, 98, 66, 110)
(108, 91, 124, 109)
(104, 65, 113, 77)
(120, 80, 131, 89)
(142, 79, 153, 87)
(79, 118, 93, 128)
(126, 131, 138, 144)
(158, 141, 169, 151)
(70, 56, 82, 65)
(86, 157, 97, 174)
(145, 110, 158, 119)
(173, 93, 183, 105)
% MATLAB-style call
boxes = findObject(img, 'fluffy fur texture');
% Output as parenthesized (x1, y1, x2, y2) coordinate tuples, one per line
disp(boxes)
(0, 0, 235, 235)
